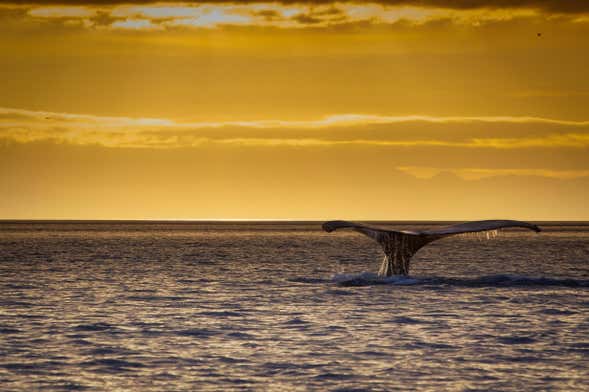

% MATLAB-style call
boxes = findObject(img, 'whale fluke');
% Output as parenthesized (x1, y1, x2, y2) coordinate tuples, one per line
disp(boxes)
(322, 219, 541, 276)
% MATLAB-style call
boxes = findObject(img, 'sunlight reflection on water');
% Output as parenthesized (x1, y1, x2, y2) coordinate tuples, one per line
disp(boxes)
(0, 222, 588, 390)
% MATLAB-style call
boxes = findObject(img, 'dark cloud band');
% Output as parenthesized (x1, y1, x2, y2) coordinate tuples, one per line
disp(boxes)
(3, 0, 589, 14)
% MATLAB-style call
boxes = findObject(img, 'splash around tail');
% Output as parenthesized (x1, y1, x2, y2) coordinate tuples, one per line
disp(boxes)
(332, 272, 420, 286)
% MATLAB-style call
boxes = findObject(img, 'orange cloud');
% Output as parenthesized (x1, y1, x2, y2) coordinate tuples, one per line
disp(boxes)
(398, 166, 589, 180)
(2, 107, 588, 149)
(14, 2, 580, 30)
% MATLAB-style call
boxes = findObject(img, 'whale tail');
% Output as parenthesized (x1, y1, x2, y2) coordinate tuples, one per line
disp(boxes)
(322, 220, 541, 276)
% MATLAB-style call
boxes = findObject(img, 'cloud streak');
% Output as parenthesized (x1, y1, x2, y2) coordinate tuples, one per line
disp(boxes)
(4, 1, 589, 14)
(397, 166, 589, 180)
(1, 107, 588, 150)
(5, 1, 587, 31)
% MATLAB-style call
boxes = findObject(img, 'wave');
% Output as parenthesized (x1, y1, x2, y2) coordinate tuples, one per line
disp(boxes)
(433, 274, 589, 288)
(332, 272, 420, 286)
(332, 273, 589, 287)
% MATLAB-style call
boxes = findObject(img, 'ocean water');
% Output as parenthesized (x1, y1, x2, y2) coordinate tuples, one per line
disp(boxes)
(0, 221, 588, 391)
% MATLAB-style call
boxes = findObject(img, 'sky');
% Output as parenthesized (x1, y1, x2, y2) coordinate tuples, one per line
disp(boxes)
(1, 0, 588, 220)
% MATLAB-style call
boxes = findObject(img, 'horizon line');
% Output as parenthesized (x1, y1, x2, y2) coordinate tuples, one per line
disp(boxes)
(1, 219, 588, 224)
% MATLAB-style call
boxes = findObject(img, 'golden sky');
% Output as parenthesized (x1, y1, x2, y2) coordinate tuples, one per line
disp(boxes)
(1, 0, 588, 220)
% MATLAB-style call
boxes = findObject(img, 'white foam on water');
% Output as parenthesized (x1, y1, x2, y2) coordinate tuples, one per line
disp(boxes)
(332, 272, 420, 286)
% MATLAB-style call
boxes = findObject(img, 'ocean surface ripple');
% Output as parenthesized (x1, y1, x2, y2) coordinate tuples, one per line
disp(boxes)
(0, 221, 588, 391)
